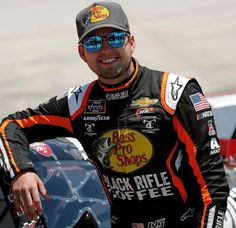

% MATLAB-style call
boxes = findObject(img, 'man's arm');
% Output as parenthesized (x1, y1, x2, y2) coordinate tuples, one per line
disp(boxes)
(174, 81, 229, 227)
(0, 94, 73, 219)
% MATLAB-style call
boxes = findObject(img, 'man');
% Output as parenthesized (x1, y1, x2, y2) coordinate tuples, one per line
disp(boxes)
(0, 2, 229, 227)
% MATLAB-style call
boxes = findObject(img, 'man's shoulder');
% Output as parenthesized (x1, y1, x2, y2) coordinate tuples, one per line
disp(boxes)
(67, 81, 97, 118)
(160, 72, 195, 115)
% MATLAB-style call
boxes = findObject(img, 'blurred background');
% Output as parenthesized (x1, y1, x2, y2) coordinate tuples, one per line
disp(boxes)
(0, 0, 236, 117)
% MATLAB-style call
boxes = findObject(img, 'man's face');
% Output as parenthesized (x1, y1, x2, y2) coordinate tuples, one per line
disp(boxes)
(79, 27, 135, 84)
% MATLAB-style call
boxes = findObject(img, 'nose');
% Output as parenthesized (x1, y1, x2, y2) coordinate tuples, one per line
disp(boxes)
(100, 37, 112, 51)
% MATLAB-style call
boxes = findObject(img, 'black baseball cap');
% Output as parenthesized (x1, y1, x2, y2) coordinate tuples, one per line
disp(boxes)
(76, 2, 130, 42)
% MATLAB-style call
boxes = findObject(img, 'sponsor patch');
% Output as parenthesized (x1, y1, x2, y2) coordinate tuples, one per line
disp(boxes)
(197, 111, 213, 120)
(143, 119, 156, 129)
(106, 90, 128, 101)
(83, 115, 110, 121)
(85, 123, 97, 136)
(142, 118, 160, 134)
(208, 120, 216, 136)
(135, 107, 156, 118)
(94, 128, 153, 173)
(103, 171, 174, 201)
(85, 99, 106, 114)
(215, 210, 225, 228)
(147, 218, 165, 228)
(190, 92, 210, 112)
(131, 98, 159, 107)
(30, 142, 52, 157)
(210, 137, 220, 155)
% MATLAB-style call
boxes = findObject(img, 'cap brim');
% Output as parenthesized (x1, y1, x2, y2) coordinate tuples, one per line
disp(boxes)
(79, 24, 129, 42)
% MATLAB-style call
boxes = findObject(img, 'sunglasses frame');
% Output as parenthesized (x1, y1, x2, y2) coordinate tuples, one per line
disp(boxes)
(79, 31, 130, 53)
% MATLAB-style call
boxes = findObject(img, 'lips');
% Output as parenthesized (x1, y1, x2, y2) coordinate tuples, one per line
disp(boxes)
(100, 57, 116, 64)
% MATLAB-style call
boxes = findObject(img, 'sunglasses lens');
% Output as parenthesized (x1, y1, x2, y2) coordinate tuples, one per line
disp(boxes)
(107, 32, 126, 48)
(82, 32, 127, 53)
(84, 36, 102, 53)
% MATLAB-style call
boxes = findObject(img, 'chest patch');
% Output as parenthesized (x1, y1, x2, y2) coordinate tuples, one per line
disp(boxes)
(94, 128, 153, 173)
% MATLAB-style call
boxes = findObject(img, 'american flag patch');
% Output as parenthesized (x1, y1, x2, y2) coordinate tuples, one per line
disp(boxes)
(190, 92, 210, 112)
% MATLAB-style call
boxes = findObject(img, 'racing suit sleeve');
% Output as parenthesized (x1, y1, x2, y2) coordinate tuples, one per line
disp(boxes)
(173, 80, 229, 228)
(0, 95, 73, 179)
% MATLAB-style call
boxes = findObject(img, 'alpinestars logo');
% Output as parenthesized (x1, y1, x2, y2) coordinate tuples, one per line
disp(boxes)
(71, 86, 83, 103)
(181, 208, 195, 221)
(171, 77, 183, 100)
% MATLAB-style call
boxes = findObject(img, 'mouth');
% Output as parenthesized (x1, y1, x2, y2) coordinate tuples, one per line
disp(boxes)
(100, 57, 117, 64)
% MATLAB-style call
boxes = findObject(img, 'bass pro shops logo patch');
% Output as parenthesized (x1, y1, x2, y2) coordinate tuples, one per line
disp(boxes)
(94, 128, 153, 173)
(88, 5, 110, 24)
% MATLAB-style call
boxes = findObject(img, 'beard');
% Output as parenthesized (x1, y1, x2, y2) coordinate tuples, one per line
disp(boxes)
(97, 57, 132, 81)
(99, 66, 122, 80)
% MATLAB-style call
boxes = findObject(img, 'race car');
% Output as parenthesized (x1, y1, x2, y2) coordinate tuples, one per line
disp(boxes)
(0, 137, 110, 228)
(208, 91, 236, 228)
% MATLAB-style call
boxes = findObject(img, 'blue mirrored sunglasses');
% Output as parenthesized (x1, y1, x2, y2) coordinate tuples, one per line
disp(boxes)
(80, 31, 130, 53)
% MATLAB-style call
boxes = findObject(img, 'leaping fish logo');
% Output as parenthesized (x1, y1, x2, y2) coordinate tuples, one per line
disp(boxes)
(94, 137, 116, 169)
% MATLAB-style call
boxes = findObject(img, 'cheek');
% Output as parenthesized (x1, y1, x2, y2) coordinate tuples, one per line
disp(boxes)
(85, 58, 100, 74)
(121, 48, 132, 63)
(83, 52, 96, 66)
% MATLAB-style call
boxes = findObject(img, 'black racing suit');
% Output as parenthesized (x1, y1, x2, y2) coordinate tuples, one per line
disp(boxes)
(0, 58, 229, 227)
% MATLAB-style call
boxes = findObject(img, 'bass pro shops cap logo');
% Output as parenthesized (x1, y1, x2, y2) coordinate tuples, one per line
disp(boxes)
(84, 5, 110, 25)
(94, 128, 153, 173)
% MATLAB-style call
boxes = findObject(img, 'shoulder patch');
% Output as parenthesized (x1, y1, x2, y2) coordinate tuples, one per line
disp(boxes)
(161, 72, 191, 115)
(68, 81, 96, 120)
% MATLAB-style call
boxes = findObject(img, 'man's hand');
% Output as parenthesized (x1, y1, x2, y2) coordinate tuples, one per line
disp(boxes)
(11, 170, 48, 220)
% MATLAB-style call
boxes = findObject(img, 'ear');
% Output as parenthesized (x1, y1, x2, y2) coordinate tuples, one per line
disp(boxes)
(129, 35, 136, 53)
(78, 45, 87, 62)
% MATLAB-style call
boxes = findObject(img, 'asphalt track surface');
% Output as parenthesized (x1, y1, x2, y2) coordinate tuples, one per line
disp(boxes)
(0, 0, 236, 118)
